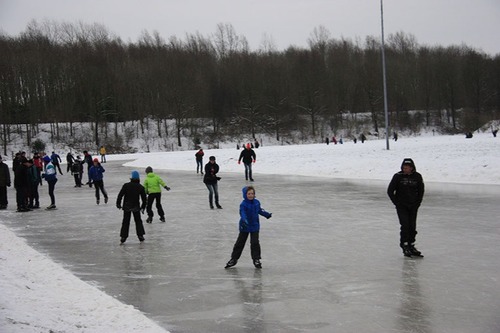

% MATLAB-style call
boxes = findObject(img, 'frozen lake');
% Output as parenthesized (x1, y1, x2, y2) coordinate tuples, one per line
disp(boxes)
(3, 161, 500, 333)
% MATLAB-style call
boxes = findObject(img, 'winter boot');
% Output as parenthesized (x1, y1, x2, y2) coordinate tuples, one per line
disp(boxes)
(225, 258, 237, 268)
(409, 244, 423, 257)
(216, 203, 222, 209)
(159, 216, 166, 222)
(210, 202, 214, 209)
(401, 243, 412, 257)
(253, 259, 262, 269)
(146, 216, 153, 223)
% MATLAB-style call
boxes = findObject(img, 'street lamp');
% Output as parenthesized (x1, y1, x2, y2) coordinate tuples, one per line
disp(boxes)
(380, 0, 390, 150)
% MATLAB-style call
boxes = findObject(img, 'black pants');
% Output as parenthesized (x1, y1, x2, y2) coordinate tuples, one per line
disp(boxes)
(147, 193, 164, 218)
(67, 162, 73, 173)
(74, 173, 82, 186)
(47, 179, 57, 205)
(231, 232, 261, 260)
(0, 186, 8, 207)
(205, 183, 219, 205)
(396, 205, 419, 246)
(29, 182, 39, 207)
(93, 180, 108, 201)
(53, 163, 63, 175)
(120, 210, 145, 239)
(15, 185, 27, 209)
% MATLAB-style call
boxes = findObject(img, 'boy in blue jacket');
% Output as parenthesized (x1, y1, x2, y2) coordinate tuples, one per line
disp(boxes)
(225, 186, 272, 269)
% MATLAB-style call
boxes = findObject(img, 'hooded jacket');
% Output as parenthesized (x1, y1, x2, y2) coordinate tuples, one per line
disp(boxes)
(387, 158, 424, 208)
(239, 186, 272, 233)
(116, 179, 147, 212)
(89, 164, 105, 182)
(143, 172, 166, 194)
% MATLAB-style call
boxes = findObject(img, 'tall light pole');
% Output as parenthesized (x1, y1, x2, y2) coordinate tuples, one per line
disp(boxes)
(380, 0, 390, 150)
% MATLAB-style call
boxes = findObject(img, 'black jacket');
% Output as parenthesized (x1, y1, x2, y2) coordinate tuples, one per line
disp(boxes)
(387, 159, 424, 208)
(238, 148, 256, 164)
(0, 162, 10, 187)
(116, 180, 147, 212)
(203, 162, 220, 185)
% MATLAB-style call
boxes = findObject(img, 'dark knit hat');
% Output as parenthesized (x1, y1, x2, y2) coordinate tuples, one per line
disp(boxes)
(145, 166, 153, 173)
(209, 156, 216, 161)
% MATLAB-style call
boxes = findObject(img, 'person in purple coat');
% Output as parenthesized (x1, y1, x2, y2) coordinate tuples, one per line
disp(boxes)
(225, 186, 272, 269)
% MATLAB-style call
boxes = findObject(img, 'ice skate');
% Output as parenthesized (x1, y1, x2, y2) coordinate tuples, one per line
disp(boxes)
(253, 259, 262, 269)
(409, 244, 423, 257)
(225, 259, 237, 268)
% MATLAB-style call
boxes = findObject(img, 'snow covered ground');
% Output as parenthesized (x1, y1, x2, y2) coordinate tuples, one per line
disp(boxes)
(0, 132, 498, 332)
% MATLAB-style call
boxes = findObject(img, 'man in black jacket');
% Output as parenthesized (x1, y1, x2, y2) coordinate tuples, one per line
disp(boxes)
(387, 158, 425, 257)
(238, 143, 256, 181)
(0, 156, 11, 209)
(116, 170, 147, 244)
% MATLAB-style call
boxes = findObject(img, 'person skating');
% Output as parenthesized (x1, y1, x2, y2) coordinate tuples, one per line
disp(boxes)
(42, 159, 58, 210)
(71, 156, 84, 187)
(14, 157, 31, 212)
(195, 148, 204, 174)
(387, 158, 425, 257)
(0, 155, 11, 209)
(225, 186, 272, 269)
(238, 143, 256, 181)
(116, 170, 147, 244)
(50, 151, 63, 175)
(99, 146, 107, 163)
(143, 166, 170, 223)
(203, 156, 222, 209)
(89, 158, 108, 205)
(66, 152, 75, 174)
(27, 159, 41, 209)
(83, 150, 93, 187)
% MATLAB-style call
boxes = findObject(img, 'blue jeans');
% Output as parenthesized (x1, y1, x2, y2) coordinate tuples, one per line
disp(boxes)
(244, 163, 253, 180)
(205, 183, 219, 205)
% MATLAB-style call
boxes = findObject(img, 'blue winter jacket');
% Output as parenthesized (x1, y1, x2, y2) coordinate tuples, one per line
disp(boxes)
(239, 186, 272, 233)
(89, 165, 105, 182)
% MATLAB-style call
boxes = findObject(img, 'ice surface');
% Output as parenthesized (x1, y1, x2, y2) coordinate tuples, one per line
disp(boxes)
(2, 160, 499, 332)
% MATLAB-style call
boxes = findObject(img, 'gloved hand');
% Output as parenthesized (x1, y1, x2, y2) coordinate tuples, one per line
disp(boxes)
(238, 161, 241, 164)
(116, 204, 122, 209)
(164, 186, 170, 191)
(253, 159, 256, 163)
(267, 213, 272, 219)
(216, 177, 221, 181)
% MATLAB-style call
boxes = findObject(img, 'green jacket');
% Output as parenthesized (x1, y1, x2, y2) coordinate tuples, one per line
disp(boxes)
(143, 172, 167, 194)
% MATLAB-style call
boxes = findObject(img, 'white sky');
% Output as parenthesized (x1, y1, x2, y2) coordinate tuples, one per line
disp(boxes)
(1, 0, 499, 55)
(1, 132, 499, 332)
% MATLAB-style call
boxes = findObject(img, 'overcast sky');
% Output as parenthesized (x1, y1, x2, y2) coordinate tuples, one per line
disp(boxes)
(1, 0, 499, 55)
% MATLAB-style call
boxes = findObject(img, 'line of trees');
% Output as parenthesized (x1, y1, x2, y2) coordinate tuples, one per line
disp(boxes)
(1, 20, 499, 152)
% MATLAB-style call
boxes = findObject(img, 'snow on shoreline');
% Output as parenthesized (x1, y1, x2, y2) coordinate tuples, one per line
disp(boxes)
(0, 223, 168, 333)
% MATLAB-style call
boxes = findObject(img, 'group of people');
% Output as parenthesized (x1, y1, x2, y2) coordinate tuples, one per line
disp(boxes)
(0, 148, 112, 212)
(0, 151, 59, 211)
(1, 143, 426, 267)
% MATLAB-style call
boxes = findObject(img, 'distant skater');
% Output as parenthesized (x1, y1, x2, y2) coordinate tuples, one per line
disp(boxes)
(238, 143, 256, 181)
(387, 158, 425, 258)
(89, 158, 108, 205)
(99, 146, 106, 163)
(116, 171, 147, 244)
(225, 186, 272, 269)
(203, 156, 222, 209)
(42, 158, 58, 210)
(195, 148, 204, 174)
